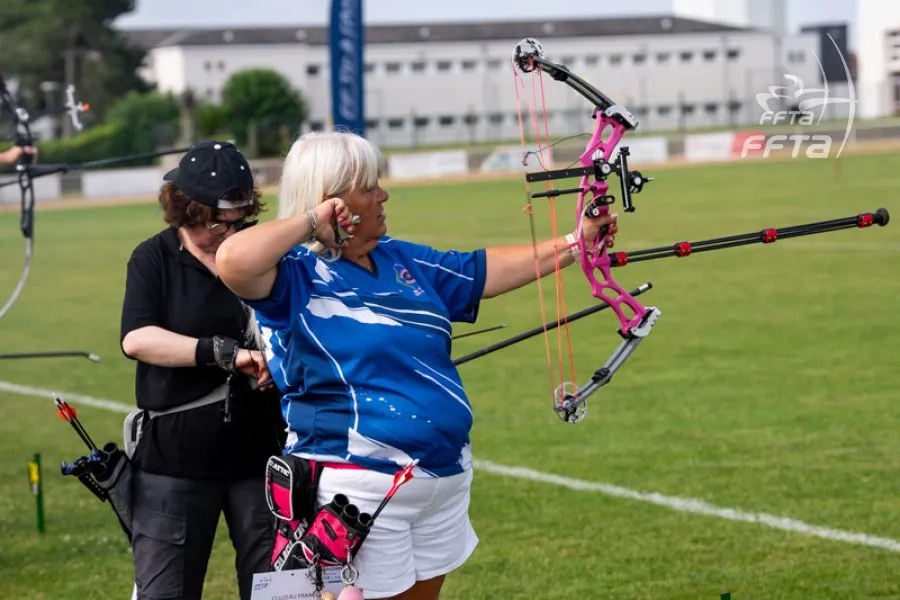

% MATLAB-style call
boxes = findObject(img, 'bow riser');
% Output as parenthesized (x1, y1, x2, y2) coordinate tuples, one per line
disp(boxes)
(576, 114, 653, 337)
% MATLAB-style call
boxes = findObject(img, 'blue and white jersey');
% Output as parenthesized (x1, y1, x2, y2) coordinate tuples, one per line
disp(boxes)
(244, 236, 487, 478)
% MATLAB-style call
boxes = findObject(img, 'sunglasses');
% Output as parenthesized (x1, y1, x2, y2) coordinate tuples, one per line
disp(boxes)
(205, 218, 257, 235)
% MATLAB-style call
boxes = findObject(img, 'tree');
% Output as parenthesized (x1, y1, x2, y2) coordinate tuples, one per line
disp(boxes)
(194, 101, 231, 139)
(0, 0, 149, 128)
(221, 69, 309, 157)
(105, 90, 181, 151)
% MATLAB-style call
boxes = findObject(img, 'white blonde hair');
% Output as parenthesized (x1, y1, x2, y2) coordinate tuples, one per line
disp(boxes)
(277, 130, 381, 258)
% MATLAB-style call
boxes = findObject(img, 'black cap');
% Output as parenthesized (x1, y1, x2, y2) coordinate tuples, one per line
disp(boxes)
(163, 140, 254, 209)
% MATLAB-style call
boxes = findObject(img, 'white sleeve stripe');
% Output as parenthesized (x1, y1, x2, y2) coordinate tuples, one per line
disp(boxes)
(412, 258, 474, 281)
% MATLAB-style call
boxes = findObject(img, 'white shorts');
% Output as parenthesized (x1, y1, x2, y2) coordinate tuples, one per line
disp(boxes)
(315, 465, 478, 598)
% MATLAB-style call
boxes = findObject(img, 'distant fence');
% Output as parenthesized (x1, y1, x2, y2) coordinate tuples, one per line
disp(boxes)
(2, 123, 899, 206)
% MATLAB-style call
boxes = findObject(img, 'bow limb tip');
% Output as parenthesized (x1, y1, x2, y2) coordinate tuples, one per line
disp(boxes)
(512, 37, 545, 73)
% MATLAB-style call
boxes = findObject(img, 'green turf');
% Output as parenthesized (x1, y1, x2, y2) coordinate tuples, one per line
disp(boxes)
(1, 152, 898, 599)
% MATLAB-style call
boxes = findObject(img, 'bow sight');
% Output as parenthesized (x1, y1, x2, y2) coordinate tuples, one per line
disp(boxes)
(527, 146, 652, 214)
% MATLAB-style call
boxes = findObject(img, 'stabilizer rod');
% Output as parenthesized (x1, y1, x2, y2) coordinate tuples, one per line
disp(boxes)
(610, 209, 889, 267)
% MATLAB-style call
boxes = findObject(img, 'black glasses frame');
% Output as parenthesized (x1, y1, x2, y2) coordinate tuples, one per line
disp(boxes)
(205, 218, 258, 235)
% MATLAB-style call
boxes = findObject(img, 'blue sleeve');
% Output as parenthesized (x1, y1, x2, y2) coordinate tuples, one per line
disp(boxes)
(395, 239, 487, 323)
(241, 249, 313, 330)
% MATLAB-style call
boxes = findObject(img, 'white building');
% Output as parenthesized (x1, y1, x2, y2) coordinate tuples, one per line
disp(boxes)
(856, 1, 900, 118)
(673, 0, 787, 35)
(123, 15, 822, 148)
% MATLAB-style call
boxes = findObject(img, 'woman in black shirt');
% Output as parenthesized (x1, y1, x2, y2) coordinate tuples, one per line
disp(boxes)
(120, 140, 285, 600)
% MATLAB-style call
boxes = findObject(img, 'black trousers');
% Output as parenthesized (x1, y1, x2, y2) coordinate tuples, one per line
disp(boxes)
(131, 469, 274, 600)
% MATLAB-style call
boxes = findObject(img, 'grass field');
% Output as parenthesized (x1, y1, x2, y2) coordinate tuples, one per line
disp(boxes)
(0, 151, 898, 600)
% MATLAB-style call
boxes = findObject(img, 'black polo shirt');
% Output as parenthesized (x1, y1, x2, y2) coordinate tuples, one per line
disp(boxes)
(120, 227, 285, 480)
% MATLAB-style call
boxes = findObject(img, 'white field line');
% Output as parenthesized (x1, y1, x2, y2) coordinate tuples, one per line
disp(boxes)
(3, 380, 899, 554)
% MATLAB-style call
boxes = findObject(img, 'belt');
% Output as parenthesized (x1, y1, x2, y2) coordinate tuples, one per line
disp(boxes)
(145, 382, 229, 419)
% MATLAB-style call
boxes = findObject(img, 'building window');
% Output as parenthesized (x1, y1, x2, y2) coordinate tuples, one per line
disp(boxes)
(704, 103, 718, 114)
(385, 62, 401, 74)
(656, 52, 670, 64)
(633, 53, 646, 65)
(681, 104, 695, 115)
(461, 60, 477, 71)
(585, 55, 599, 66)
(436, 60, 452, 72)
(787, 50, 805, 63)
(411, 61, 426, 73)
(204, 61, 212, 72)
(365, 63, 375, 73)
(309, 121, 324, 131)
(307, 64, 320, 76)
(365, 119, 380, 129)
(609, 54, 622, 66)
(487, 112, 504, 124)
(413, 116, 430, 128)
(657, 105, 672, 116)
(387, 118, 404, 129)
(438, 115, 456, 126)
(680, 51, 693, 62)
(727, 48, 741, 61)
(703, 50, 716, 62)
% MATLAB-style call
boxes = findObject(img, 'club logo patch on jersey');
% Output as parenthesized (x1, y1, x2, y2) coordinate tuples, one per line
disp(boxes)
(394, 263, 424, 296)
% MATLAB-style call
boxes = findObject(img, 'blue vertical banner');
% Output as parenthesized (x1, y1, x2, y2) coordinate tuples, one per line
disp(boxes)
(329, 0, 366, 136)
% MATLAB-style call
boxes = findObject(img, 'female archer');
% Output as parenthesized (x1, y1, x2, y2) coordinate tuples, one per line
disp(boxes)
(215, 129, 617, 600)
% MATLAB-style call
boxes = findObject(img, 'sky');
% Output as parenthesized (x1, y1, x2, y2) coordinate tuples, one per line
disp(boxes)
(114, 0, 859, 48)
